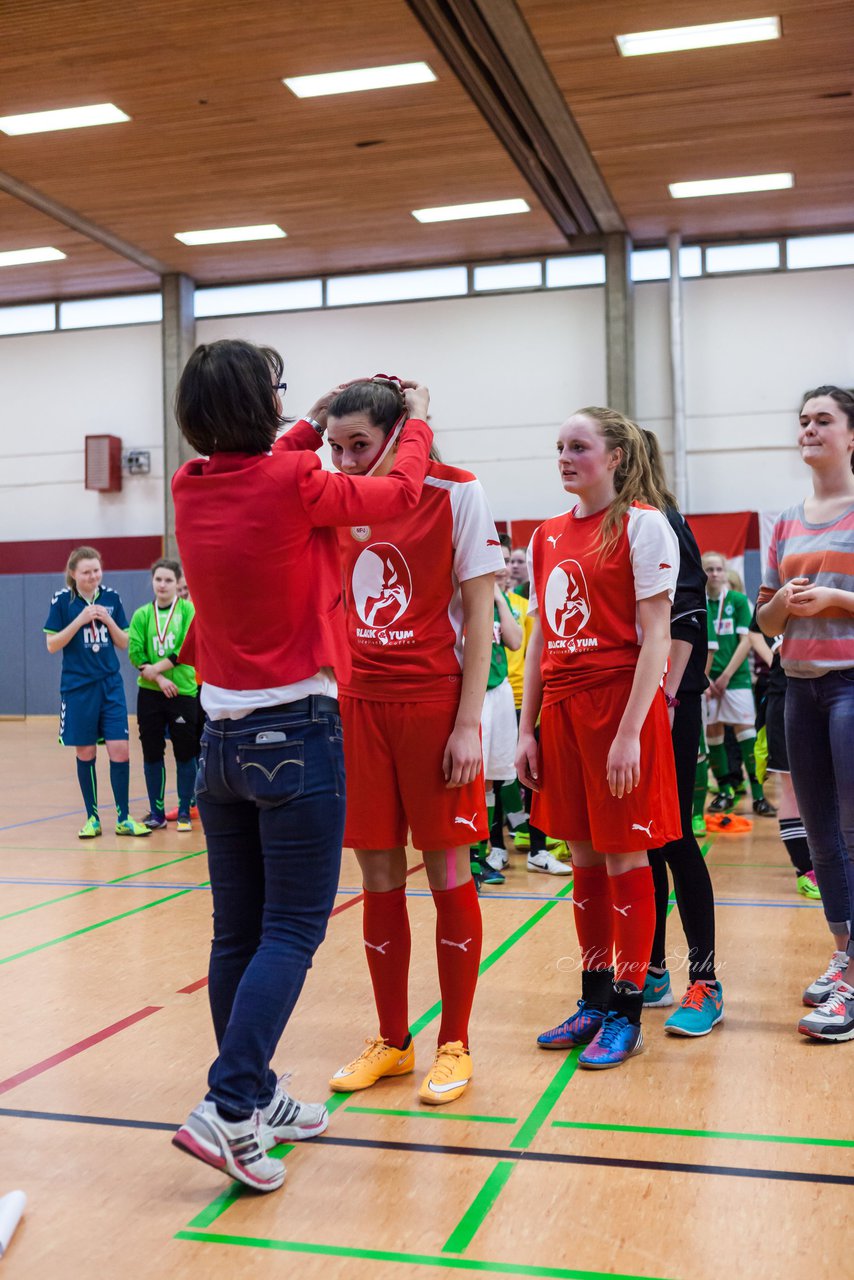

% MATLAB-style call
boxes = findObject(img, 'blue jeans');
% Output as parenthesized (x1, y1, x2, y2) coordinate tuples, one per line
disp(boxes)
(196, 697, 345, 1118)
(785, 670, 854, 956)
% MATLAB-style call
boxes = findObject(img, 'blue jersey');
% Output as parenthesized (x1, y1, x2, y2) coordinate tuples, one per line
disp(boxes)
(44, 586, 129, 693)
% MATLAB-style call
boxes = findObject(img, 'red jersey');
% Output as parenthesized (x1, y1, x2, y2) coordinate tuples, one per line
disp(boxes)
(528, 503, 678, 703)
(338, 460, 504, 701)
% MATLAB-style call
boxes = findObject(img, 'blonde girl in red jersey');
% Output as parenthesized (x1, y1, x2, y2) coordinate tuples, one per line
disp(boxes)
(326, 377, 502, 1105)
(516, 406, 681, 1068)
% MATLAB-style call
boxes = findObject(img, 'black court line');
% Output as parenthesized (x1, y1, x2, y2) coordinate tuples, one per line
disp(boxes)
(4, 1107, 852, 1188)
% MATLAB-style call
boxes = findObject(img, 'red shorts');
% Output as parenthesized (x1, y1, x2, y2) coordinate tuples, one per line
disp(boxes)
(531, 676, 681, 855)
(340, 695, 489, 850)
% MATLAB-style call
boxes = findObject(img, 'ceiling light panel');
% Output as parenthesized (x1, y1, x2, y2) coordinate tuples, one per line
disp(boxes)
(175, 224, 286, 246)
(412, 199, 530, 223)
(616, 17, 781, 57)
(284, 63, 435, 98)
(0, 103, 129, 135)
(669, 173, 793, 199)
(0, 246, 66, 267)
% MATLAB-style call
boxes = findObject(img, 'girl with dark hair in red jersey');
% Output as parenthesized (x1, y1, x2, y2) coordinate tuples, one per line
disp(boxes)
(325, 376, 501, 1106)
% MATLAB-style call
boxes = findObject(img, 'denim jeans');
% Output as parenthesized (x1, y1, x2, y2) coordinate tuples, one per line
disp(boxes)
(195, 696, 345, 1118)
(785, 670, 854, 956)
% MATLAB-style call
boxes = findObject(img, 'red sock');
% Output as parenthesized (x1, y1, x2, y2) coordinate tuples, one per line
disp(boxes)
(363, 886, 410, 1047)
(432, 880, 483, 1047)
(572, 864, 614, 970)
(610, 865, 656, 989)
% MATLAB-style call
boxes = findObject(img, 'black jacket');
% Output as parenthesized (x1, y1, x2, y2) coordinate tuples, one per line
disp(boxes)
(665, 506, 709, 695)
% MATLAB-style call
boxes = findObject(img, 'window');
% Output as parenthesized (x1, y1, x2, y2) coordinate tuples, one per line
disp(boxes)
(0, 302, 56, 335)
(786, 233, 854, 270)
(194, 279, 322, 317)
(473, 261, 542, 291)
(704, 242, 780, 273)
(326, 266, 467, 306)
(630, 246, 702, 280)
(545, 254, 606, 288)
(59, 293, 162, 329)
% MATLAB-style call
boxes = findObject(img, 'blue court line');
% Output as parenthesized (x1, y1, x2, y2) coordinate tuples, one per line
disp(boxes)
(0, 875, 207, 892)
(0, 795, 151, 833)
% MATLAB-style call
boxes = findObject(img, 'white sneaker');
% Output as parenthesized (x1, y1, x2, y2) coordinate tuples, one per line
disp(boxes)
(172, 1100, 285, 1191)
(259, 1077, 328, 1148)
(527, 851, 572, 876)
(803, 951, 849, 1007)
(485, 846, 508, 872)
(798, 980, 854, 1041)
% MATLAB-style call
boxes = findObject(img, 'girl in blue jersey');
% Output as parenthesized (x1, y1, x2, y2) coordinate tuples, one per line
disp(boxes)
(44, 546, 150, 839)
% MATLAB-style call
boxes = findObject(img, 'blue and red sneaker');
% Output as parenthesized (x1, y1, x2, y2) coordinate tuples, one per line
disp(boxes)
(578, 1012, 644, 1069)
(537, 1000, 606, 1049)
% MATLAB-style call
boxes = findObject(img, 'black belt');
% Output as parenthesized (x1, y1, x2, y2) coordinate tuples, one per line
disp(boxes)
(259, 694, 340, 716)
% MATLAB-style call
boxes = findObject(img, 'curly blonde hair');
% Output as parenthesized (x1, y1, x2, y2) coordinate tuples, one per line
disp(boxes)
(573, 407, 667, 558)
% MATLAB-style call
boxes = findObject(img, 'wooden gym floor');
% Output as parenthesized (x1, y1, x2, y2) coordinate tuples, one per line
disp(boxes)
(0, 718, 850, 1280)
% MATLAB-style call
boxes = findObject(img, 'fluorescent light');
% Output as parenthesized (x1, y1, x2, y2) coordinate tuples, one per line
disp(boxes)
(412, 199, 530, 223)
(284, 62, 435, 98)
(0, 246, 66, 267)
(175, 224, 287, 246)
(0, 103, 129, 135)
(669, 173, 793, 199)
(616, 17, 780, 57)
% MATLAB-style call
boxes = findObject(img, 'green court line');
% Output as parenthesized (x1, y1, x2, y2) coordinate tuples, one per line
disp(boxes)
(442, 1162, 516, 1253)
(0, 883, 202, 966)
(346, 1105, 517, 1125)
(185, 879, 575, 1231)
(174, 1229, 668, 1279)
(509, 1049, 582, 1151)
(0, 849, 207, 923)
(410, 880, 574, 1037)
(550, 1119, 854, 1149)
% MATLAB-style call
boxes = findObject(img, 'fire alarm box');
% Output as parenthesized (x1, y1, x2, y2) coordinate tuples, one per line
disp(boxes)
(85, 434, 123, 492)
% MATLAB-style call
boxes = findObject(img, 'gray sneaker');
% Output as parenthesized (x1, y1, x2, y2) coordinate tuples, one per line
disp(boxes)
(172, 1100, 285, 1191)
(798, 981, 854, 1041)
(259, 1078, 328, 1148)
(803, 951, 849, 1007)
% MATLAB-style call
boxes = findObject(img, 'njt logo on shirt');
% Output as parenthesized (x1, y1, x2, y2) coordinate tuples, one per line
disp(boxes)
(352, 542, 415, 647)
(543, 559, 597, 653)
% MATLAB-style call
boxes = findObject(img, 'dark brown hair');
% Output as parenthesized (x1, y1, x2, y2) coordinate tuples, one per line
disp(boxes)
(151, 557, 182, 580)
(801, 386, 854, 473)
(328, 378, 442, 461)
(641, 429, 678, 509)
(175, 340, 288, 455)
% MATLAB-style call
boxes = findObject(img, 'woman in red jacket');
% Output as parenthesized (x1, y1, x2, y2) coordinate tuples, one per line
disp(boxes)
(170, 340, 432, 1193)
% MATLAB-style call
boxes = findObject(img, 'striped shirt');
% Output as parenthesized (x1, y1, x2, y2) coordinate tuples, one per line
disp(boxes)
(764, 501, 854, 677)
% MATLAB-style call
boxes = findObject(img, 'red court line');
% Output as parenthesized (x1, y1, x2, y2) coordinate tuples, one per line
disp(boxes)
(176, 860, 428, 994)
(0, 1005, 162, 1096)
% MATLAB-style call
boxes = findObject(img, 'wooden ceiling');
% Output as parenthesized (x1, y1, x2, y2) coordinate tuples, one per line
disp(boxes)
(0, 0, 852, 305)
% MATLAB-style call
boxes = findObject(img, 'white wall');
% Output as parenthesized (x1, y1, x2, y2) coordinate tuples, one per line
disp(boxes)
(197, 287, 607, 522)
(0, 324, 163, 541)
(1, 265, 852, 542)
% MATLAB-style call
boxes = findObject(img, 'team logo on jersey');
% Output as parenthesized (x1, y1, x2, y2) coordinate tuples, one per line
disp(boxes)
(352, 542, 412, 630)
(351, 526, 371, 541)
(544, 559, 591, 639)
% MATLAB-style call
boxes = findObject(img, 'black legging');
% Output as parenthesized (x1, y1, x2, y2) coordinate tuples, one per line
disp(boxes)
(649, 691, 716, 983)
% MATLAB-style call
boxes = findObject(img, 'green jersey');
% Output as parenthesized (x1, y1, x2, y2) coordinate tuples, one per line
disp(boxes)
(128, 598, 198, 697)
(706, 589, 752, 690)
(487, 592, 520, 690)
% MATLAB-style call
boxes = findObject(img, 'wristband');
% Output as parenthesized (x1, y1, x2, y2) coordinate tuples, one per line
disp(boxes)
(305, 415, 324, 436)
(664, 691, 680, 709)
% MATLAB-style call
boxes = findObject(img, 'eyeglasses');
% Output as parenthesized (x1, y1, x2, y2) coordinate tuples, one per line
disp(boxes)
(275, 381, 287, 394)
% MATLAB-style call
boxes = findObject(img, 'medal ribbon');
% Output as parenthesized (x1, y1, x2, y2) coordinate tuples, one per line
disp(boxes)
(153, 598, 178, 655)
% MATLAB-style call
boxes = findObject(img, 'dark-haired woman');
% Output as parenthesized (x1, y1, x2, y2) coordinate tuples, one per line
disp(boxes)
(325, 377, 500, 1106)
(169, 341, 433, 1191)
(759, 386, 854, 1043)
(44, 546, 150, 839)
(639, 430, 722, 1037)
(127, 558, 198, 830)
(517, 407, 681, 1069)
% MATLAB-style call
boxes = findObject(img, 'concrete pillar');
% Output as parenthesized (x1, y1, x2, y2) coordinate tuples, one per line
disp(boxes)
(161, 274, 196, 558)
(604, 233, 635, 417)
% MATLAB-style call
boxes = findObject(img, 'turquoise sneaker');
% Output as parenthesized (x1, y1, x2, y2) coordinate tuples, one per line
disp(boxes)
(642, 969, 674, 1008)
(665, 980, 723, 1036)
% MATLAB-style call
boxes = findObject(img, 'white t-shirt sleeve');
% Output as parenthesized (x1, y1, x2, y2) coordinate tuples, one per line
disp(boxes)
(526, 532, 539, 615)
(627, 507, 679, 602)
(450, 478, 506, 582)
